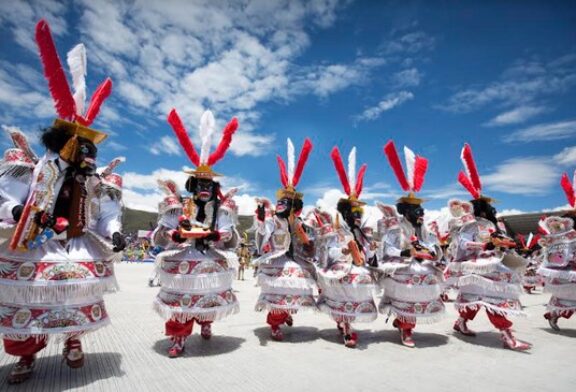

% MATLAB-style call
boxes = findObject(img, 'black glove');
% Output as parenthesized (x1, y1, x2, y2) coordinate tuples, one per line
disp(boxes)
(34, 211, 56, 228)
(11, 204, 24, 222)
(179, 218, 192, 231)
(171, 230, 186, 243)
(205, 231, 221, 242)
(484, 242, 496, 251)
(400, 249, 411, 258)
(256, 204, 266, 221)
(112, 232, 126, 252)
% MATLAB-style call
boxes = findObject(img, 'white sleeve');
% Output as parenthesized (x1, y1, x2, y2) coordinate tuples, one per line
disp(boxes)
(95, 197, 122, 238)
(0, 176, 30, 221)
(381, 229, 403, 258)
(216, 208, 234, 242)
(255, 217, 274, 254)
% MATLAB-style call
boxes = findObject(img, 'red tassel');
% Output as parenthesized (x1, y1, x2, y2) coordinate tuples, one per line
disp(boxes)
(79, 78, 112, 126)
(208, 117, 239, 166)
(461, 143, 482, 192)
(458, 171, 481, 199)
(412, 156, 428, 192)
(330, 147, 351, 195)
(167, 109, 200, 166)
(560, 172, 576, 207)
(383, 141, 410, 192)
(35, 19, 76, 120)
(276, 155, 289, 188)
(355, 164, 367, 197)
(292, 138, 313, 187)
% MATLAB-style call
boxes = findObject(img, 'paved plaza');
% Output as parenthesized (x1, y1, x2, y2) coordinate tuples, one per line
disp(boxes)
(0, 262, 574, 392)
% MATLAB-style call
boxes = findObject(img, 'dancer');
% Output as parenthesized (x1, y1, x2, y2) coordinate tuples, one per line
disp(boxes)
(254, 138, 316, 341)
(516, 233, 542, 294)
(446, 143, 531, 351)
(377, 141, 445, 348)
(237, 233, 251, 281)
(537, 172, 576, 331)
(0, 20, 125, 384)
(313, 146, 378, 348)
(152, 109, 240, 358)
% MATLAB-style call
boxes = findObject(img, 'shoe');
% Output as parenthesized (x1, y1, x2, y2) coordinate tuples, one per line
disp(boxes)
(285, 315, 293, 327)
(453, 317, 477, 337)
(63, 339, 85, 369)
(200, 323, 212, 340)
(400, 329, 415, 348)
(501, 329, 531, 351)
(440, 293, 449, 302)
(344, 332, 358, 348)
(271, 326, 284, 341)
(148, 279, 154, 287)
(168, 338, 185, 358)
(7, 356, 35, 384)
(545, 313, 560, 331)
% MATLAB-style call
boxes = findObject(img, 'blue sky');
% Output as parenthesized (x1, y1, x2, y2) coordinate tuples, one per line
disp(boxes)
(0, 0, 575, 221)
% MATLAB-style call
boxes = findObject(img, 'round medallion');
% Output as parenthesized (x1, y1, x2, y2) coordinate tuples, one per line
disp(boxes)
(91, 304, 102, 321)
(413, 303, 423, 313)
(94, 261, 106, 277)
(12, 308, 32, 328)
(180, 295, 192, 307)
(178, 261, 190, 274)
(17, 262, 36, 280)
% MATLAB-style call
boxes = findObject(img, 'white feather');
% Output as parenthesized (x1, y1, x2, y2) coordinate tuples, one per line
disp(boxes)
(199, 110, 215, 165)
(348, 147, 356, 192)
(287, 138, 295, 186)
(67, 44, 87, 116)
(526, 233, 533, 248)
(403, 146, 416, 191)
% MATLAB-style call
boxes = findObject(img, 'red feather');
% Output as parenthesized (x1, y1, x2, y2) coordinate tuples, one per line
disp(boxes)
(330, 147, 351, 195)
(79, 77, 112, 126)
(35, 19, 76, 120)
(276, 155, 289, 187)
(412, 156, 428, 192)
(355, 164, 367, 197)
(292, 138, 313, 187)
(383, 141, 410, 191)
(208, 117, 239, 166)
(529, 234, 541, 249)
(461, 143, 482, 192)
(458, 171, 481, 199)
(517, 234, 526, 248)
(560, 172, 576, 207)
(167, 109, 200, 166)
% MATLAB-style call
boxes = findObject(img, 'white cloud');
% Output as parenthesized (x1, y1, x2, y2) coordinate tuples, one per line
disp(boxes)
(482, 157, 557, 195)
(485, 105, 547, 127)
(355, 91, 414, 121)
(380, 31, 436, 56)
(148, 136, 182, 156)
(441, 55, 576, 113)
(554, 146, 576, 166)
(503, 120, 576, 143)
(391, 68, 421, 87)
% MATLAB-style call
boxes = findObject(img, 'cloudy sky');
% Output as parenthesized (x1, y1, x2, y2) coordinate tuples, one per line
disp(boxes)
(0, 0, 575, 223)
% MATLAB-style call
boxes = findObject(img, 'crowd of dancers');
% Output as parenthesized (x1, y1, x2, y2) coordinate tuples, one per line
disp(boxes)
(0, 19, 574, 385)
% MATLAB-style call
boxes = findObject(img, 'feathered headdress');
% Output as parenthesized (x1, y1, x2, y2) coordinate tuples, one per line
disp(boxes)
(100, 157, 125, 190)
(330, 146, 367, 207)
(167, 109, 238, 179)
(457, 143, 494, 202)
(383, 140, 429, 205)
(560, 170, 576, 209)
(35, 19, 111, 144)
(516, 232, 540, 251)
(276, 138, 313, 200)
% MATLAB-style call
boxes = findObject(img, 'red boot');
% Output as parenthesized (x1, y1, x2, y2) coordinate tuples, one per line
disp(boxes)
(200, 323, 212, 340)
(453, 317, 477, 337)
(7, 356, 35, 384)
(344, 332, 358, 348)
(285, 315, 293, 327)
(63, 339, 85, 369)
(501, 329, 531, 351)
(393, 319, 415, 348)
(168, 336, 186, 358)
(270, 326, 284, 341)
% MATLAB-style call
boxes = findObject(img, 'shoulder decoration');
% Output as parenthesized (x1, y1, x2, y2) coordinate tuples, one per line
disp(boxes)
(100, 157, 125, 190)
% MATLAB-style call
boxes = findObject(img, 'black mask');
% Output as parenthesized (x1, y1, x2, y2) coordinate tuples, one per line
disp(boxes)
(195, 179, 214, 202)
(472, 199, 498, 226)
(397, 202, 424, 228)
(76, 138, 98, 176)
(275, 197, 293, 219)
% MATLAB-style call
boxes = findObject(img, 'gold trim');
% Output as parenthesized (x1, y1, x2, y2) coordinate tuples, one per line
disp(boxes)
(276, 187, 303, 200)
(184, 164, 223, 179)
(397, 192, 425, 205)
(53, 119, 108, 144)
